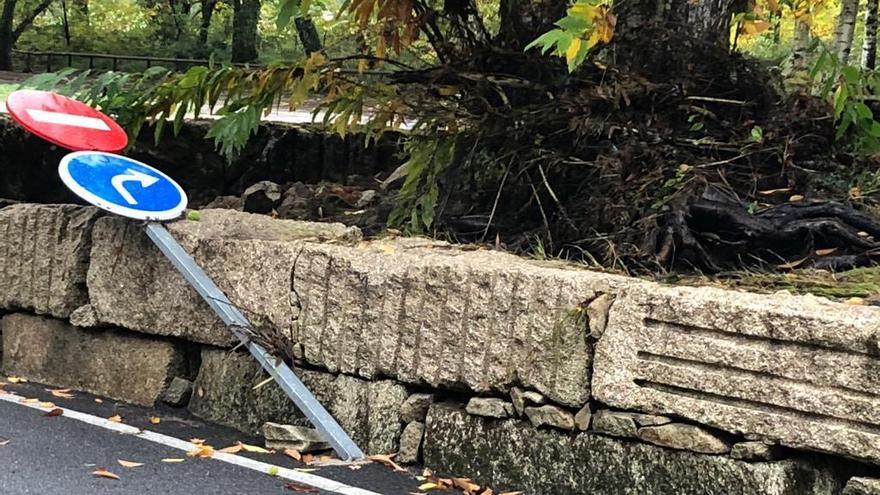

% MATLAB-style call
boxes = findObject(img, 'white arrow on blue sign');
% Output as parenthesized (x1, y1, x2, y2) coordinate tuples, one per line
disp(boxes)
(59, 151, 188, 221)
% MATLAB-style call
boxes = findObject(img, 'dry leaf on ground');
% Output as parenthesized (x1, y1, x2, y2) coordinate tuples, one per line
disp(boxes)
(44, 408, 63, 417)
(149, 416, 161, 425)
(189, 438, 205, 445)
(284, 482, 319, 493)
(367, 454, 406, 472)
(92, 468, 120, 480)
(188, 444, 215, 458)
(283, 448, 301, 461)
(239, 442, 272, 454)
(107, 415, 122, 423)
(6, 376, 25, 384)
(218, 444, 244, 454)
(0, 437, 9, 446)
(48, 388, 74, 399)
(161, 458, 185, 463)
(117, 460, 144, 468)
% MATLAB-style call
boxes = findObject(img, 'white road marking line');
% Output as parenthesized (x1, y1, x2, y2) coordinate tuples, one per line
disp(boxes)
(0, 391, 382, 495)
(26, 109, 111, 131)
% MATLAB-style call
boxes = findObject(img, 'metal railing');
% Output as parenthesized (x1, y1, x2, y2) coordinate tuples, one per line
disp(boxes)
(12, 49, 262, 73)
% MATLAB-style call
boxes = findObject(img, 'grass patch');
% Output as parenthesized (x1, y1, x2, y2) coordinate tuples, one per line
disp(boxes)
(664, 267, 880, 300)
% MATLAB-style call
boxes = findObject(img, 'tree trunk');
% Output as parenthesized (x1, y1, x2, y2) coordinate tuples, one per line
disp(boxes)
(497, 0, 566, 50)
(294, 16, 321, 54)
(0, 0, 16, 70)
(199, 0, 216, 44)
(834, 0, 859, 63)
(0, 0, 52, 70)
(61, 0, 71, 46)
(231, 0, 259, 63)
(612, 0, 738, 74)
(792, 18, 812, 70)
(863, 0, 879, 69)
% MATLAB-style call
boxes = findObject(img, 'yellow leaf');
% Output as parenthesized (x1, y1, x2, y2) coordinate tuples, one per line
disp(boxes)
(92, 468, 120, 480)
(846, 297, 865, 305)
(149, 416, 161, 425)
(569, 3, 597, 19)
(190, 438, 205, 445)
(418, 482, 441, 491)
(788, 194, 804, 202)
(239, 442, 272, 454)
(565, 38, 582, 64)
(37, 402, 55, 409)
(19, 398, 38, 404)
(188, 444, 215, 458)
(117, 460, 144, 468)
(161, 458, 185, 463)
(108, 415, 123, 423)
(6, 376, 25, 384)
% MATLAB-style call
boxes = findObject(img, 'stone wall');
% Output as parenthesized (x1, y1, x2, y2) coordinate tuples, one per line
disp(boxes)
(2, 202, 880, 494)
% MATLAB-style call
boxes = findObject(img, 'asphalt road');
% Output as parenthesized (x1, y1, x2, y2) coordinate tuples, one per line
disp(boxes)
(0, 382, 429, 495)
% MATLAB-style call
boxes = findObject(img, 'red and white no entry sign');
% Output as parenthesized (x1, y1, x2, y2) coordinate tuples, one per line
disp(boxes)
(6, 90, 128, 152)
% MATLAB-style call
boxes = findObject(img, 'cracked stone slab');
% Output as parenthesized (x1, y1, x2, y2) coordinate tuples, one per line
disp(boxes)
(86, 209, 361, 346)
(1, 313, 182, 406)
(0, 204, 101, 318)
(592, 283, 880, 464)
(423, 403, 845, 495)
(290, 241, 634, 406)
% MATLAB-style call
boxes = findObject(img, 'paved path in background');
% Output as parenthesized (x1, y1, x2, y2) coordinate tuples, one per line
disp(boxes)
(0, 381, 429, 495)
(0, 70, 395, 127)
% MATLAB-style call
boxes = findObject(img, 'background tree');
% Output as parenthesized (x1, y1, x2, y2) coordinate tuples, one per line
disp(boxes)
(834, 0, 859, 62)
(0, 0, 53, 69)
(231, 0, 258, 62)
(863, 0, 878, 68)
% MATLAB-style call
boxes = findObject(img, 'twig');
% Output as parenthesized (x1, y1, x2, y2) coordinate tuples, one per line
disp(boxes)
(685, 96, 747, 105)
(481, 165, 510, 242)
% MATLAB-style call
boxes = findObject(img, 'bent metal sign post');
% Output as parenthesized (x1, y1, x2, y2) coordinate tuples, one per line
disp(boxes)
(5, 90, 364, 461)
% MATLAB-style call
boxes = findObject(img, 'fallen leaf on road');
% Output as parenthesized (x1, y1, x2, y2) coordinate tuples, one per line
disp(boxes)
(453, 478, 481, 493)
(815, 247, 837, 256)
(0, 437, 9, 446)
(161, 458, 184, 463)
(300, 454, 314, 465)
(19, 398, 38, 404)
(6, 376, 26, 384)
(498, 491, 524, 495)
(44, 408, 63, 417)
(149, 416, 161, 425)
(92, 468, 120, 480)
(189, 438, 205, 445)
(117, 460, 144, 468)
(188, 444, 215, 458)
(283, 448, 301, 461)
(94, 398, 103, 404)
(38, 402, 55, 409)
(478, 489, 493, 495)
(294, 468, 318, 473)
(218, 444, 243, 454)
(267, 466, 279, 476)
(284, 482, 319, 493)
(368, 454, 406, 472)
(418, 482, 441, 491)
(239, 442, 272, 454)
(108, 415, 122, 423)
(48, 388, 74, 399)
(348, 464, 362, 470)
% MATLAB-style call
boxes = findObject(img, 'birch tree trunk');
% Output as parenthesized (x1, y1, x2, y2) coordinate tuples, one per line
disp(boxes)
(834, 0, 859, 63)
(863, 0, 879, 69)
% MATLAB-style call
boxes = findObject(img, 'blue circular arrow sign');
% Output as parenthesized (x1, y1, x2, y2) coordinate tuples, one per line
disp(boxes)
(59, 151, 188, 221)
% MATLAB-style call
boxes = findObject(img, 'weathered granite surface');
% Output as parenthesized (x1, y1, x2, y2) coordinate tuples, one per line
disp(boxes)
(86, 209, 361, 346)
(423, 404, 846, 495)
(89, 209, 631, 405)
(288, 241, 632, 406)
(189, 349, 407, 454)
(592, 283, 880, 463)
(0, 204, 101, 318)
(1, 313, 181, 406)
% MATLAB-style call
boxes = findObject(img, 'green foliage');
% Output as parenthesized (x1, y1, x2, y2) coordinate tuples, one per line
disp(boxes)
(808, 43, 880, 153)
(388, 136, 456, 233)
(524, 0, 613, 72)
